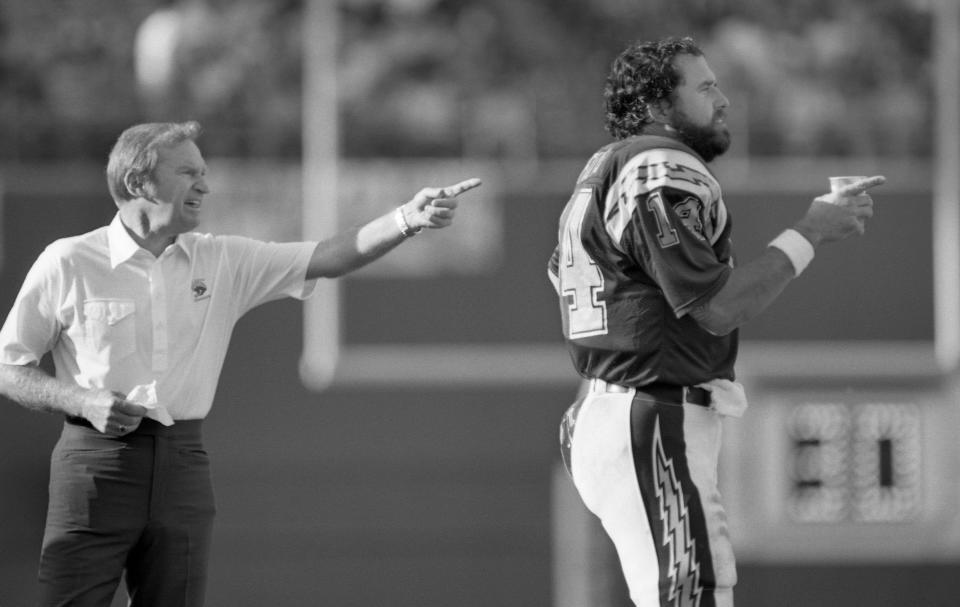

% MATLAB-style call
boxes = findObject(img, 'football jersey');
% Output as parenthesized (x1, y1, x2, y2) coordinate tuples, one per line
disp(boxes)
(548, 133, 737, 387)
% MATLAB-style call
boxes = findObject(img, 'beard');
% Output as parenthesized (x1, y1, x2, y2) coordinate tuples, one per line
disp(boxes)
(672, 110, 731, 162)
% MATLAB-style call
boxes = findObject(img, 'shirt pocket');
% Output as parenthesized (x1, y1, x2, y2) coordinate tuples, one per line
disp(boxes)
(82, 298, 137, 359)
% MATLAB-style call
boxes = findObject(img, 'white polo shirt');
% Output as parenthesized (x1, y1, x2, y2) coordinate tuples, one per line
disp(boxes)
(0, 214, 318, 420)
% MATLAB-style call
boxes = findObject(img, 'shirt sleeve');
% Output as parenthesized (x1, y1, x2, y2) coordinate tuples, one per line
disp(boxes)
(222, 236, 319, 316)
(0, 247, 63, 365)
(606, 149, 731, 317)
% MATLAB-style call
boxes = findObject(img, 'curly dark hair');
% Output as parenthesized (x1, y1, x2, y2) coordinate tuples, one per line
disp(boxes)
(603, 37, 704, 140)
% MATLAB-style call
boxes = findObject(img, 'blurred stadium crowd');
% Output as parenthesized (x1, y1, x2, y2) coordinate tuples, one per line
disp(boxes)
(0, 0, 935, 162)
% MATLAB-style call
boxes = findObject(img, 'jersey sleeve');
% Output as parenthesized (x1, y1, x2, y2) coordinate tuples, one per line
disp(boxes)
(605, 148, 731, 317)
(0, 247, 64, 365)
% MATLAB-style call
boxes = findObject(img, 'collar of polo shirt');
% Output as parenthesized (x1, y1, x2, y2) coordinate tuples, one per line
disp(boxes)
(108, 214, 192, 268)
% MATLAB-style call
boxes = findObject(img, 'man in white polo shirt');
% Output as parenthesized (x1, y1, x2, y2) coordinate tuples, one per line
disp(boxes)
(0, 121, 480, 607)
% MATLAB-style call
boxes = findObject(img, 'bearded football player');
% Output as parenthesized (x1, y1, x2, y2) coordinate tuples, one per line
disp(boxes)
(548, 37, 884, 606)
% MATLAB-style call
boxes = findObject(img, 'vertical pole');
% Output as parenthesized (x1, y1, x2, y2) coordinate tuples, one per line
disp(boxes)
(933, 0, 960, 371)
(299, 0, 340, 389)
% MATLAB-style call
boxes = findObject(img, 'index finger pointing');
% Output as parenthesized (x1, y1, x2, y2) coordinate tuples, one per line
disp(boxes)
(839, 175, 886, 196)
(438, 178, 482, 198)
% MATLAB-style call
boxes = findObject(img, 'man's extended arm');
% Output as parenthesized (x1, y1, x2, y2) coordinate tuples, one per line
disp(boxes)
(689, 177, 883, 336)
(306, 178, 481, 279)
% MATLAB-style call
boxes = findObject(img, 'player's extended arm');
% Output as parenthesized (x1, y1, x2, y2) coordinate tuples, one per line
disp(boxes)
(689, 176, 884, 336)
(0, 363, 147, 434)
(306, 178, 482, 279)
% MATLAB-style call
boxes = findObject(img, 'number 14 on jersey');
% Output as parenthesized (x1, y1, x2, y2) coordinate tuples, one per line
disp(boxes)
(559, 188, 608, 339)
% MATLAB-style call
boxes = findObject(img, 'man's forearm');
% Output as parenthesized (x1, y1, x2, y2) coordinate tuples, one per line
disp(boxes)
(0, 363, 87, 417)
(689, 247, 797, 336)
(305, 178, 480, 280)
(306, 209, 407, 279)
(690, 182, 882, 336)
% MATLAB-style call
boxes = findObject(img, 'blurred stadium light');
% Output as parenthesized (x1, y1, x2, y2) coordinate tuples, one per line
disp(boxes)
(133, 5, 181, 109)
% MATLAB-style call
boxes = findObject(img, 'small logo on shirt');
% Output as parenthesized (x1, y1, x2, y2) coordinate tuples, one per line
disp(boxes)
(191, 279, 210, 301)
(673, 196, 707, 240)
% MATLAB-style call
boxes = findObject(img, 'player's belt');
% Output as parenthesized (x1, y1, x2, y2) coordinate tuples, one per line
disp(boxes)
(590, 378, 711, 407)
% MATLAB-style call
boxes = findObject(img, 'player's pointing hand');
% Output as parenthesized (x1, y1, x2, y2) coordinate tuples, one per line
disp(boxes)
(401, 178, 482, 232)
(819, 175, 886, 206)
(836, 175, 886, 197)
(802, 175, 886, 244)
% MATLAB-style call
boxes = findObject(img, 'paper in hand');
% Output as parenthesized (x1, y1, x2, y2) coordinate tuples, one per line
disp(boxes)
(126, 380, 174, 426)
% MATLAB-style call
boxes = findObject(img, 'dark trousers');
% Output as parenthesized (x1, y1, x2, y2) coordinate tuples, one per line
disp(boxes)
(38, 418, 216, 607)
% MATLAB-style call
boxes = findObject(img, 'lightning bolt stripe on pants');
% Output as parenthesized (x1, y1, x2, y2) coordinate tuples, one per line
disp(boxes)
(565, 390, 736, 607)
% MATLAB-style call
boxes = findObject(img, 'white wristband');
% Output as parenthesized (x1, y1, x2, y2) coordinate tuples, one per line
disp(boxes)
(768, 229, 815, 276)
(394, 207, 421, 238)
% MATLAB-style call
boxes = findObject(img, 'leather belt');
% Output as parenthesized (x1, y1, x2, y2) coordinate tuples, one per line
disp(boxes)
(64, 416, 203, 437)
(589, 378, 711, 407)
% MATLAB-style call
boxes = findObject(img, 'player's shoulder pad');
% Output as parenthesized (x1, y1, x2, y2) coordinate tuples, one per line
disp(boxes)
(575, 142, 619, 185)
(617, 138, 719, 200)
(602, 137, 726, 250)
(575, 136, 696, 186)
